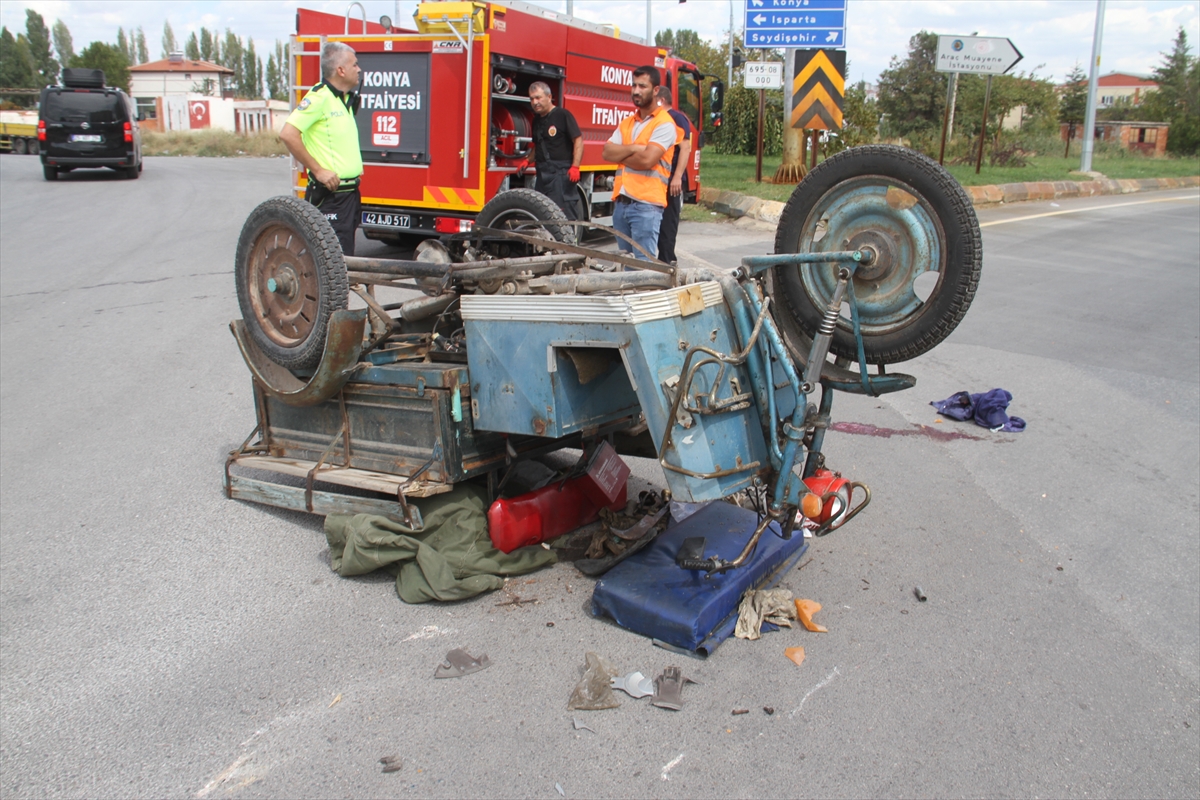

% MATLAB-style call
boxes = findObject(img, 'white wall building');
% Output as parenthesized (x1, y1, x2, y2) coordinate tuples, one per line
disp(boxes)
(129, 54, 236, 132)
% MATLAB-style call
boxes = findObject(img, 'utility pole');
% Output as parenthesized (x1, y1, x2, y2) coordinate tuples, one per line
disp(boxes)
(728, 0, 734, 90)
(1081, 0, 1106, 174)
(647, 0, 652, 43)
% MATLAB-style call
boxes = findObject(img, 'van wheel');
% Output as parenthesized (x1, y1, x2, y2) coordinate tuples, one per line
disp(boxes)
(768, 144, 981, 364)
(475, 188, 577, 256)
(13, 138, 27, 155)
(43, 165, 57, 181)
(235, 196, 349, 370)
(124, 166, 139, 180)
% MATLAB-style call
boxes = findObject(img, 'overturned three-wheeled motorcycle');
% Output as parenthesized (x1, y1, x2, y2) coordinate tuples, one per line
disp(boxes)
(225, 146, 981, 652)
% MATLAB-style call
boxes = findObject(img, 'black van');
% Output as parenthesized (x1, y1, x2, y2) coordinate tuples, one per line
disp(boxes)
(39, 68, 143, 181)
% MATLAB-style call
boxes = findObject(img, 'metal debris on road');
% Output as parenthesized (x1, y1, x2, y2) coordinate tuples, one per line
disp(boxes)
(914, 586, 928, 602)
(433, 648, 492, 679)
(651, 666, 697, 711)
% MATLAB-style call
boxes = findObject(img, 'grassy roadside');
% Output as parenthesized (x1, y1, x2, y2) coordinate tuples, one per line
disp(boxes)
(699, 151, 1200, 203)
(142, 130, 288, 157)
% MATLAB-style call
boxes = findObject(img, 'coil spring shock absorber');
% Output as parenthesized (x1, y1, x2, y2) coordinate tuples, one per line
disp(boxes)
(801, 267, 852, 393)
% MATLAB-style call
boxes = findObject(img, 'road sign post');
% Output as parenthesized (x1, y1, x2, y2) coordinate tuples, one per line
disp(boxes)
(745, 0, 848, 48)
(744, 60, 783, 184)
(935, 35, 1023, 172)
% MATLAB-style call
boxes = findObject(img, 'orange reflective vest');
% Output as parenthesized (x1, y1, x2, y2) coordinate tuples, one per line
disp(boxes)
(612, 108, 675, 208)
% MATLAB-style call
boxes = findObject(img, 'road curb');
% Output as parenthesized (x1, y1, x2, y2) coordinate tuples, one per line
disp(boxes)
(698, 174, 1199, 225)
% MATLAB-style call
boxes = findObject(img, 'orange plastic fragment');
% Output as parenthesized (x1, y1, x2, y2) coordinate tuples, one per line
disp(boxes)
(795, 599, 828, 632)
(784, 646, 805, 666)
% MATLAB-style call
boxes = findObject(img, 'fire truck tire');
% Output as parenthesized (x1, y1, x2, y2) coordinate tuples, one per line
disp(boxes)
(769, 144, 981, 365)
(43, 165, 57, 181)
(235, 196, 349, 371)
(475, 188, 577, 246)
(12, 138, 27, 155)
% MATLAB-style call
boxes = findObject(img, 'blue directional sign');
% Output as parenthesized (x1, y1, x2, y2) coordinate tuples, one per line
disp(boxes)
(745, 0, 847, 49)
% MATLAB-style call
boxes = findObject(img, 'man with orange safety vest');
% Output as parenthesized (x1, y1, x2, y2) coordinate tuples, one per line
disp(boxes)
(601, 66, 677, 261)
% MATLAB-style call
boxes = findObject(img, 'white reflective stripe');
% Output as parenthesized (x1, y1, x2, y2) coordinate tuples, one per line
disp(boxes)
(624, 166, 669, 185)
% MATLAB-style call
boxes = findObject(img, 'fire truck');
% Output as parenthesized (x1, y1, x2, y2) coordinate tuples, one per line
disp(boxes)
(291, 1, 717, 249)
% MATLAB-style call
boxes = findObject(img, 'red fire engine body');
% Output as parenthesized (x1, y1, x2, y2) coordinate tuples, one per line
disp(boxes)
(292, 1, 709, 245)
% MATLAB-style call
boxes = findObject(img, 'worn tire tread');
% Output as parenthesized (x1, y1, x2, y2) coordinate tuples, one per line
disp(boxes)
(476, 188, 577, 245)
(771, 144, 982, 364)
(234, 195, 348, 371)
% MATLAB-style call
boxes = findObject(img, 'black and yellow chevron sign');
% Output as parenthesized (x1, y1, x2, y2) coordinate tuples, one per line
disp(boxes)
(791, 49, 846, 130)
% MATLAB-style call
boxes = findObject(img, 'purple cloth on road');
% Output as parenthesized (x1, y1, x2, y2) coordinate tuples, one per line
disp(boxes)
(931, 389, 1026, 432)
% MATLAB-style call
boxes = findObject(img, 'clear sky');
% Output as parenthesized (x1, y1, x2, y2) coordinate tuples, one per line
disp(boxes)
(3, 0, 1197, 84)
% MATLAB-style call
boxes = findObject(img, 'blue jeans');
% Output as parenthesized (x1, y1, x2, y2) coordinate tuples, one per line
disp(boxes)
(613, 198, 663, 261)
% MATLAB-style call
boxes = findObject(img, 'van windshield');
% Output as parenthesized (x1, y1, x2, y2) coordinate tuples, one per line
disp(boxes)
(42, 91, 123, 124)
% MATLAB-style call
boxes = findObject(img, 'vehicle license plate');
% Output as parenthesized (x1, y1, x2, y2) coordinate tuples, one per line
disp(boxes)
(70, 134, 102, 143)
(362, 212, 411, 229)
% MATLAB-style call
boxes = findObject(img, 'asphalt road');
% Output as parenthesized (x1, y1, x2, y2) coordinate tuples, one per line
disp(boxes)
(1, 155, 1197, 799)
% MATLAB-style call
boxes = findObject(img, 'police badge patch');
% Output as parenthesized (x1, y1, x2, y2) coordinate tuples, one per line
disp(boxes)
(298, 97, 312, 110)
(548, 125, 557, 137)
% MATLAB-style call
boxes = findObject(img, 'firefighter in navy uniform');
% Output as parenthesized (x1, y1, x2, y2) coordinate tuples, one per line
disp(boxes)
(521, 81, 584, 219)
(280, 42, 364, 255)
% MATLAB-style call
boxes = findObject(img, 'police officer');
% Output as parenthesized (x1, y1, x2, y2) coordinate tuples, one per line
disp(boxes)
(522, 81, 583, 219)
(280, 42, 363, 255)
(654, 86, 693, 265)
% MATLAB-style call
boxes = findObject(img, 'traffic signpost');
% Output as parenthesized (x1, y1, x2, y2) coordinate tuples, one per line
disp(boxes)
(935, 35, 1023, 76)
(744, 61, 783, 90)
(745, 62, 784, 182)
(745, 0, 847, 49)
(934, 35, 1024, 172)
(744, 0, 849, 183)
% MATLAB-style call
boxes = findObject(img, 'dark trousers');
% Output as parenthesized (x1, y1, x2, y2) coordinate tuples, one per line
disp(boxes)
(534, 160, 580, 220)
(657, 173, 688, 264)
(306, 182, 361, 255)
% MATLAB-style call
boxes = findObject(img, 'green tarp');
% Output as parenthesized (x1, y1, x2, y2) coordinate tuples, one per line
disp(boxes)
(324, 485, 557, 603)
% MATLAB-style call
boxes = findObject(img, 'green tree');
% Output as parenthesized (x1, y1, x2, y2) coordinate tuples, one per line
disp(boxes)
(200, 28, 215, 62)
(135, 26, 148, 64)
(242, 39, 261, 98)
(25, 9, 57, 86)
(52, 20, 74, 68)
(1058, 63, 1088, 155)
(836, 79, 880, 149)
(956, 70, 1058, 138)
(73, 41, 130, 92)
(1141, 27, 1200, 155)
(117, 27, 133, 65)
(161, 20, 177, 58)
(266, 39, 288, 100)
(877, 30, 945, 140)
(185, 32, 200, 60)
(220, 29, 243, 96)
(0, 27, 37, 105)
(1059, 63, 1088, 124)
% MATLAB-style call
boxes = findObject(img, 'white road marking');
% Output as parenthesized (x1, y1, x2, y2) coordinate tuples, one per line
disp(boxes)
(979, 194, 1199, 227)
(661, 752, 685, 781)
(788, 666, 840, 719)
(195, 755, 249, 798)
